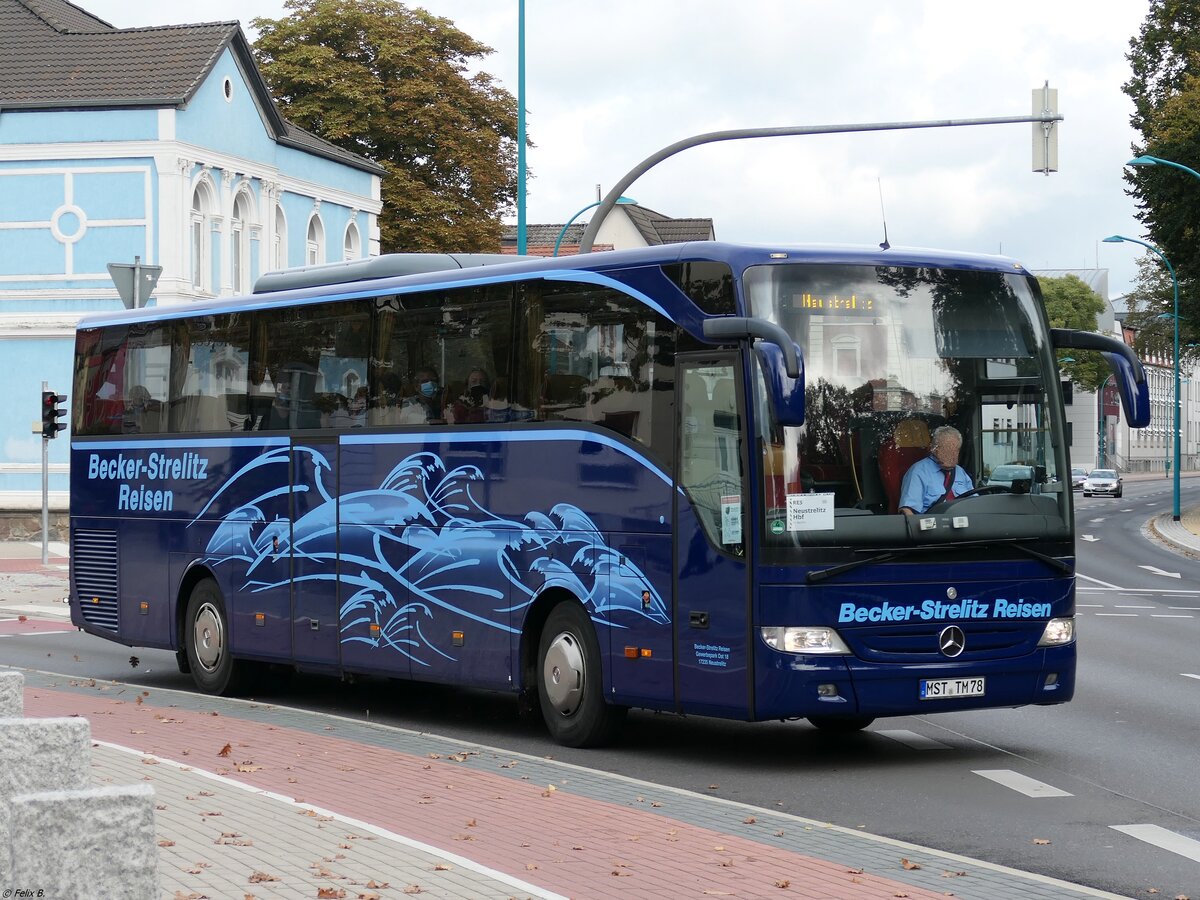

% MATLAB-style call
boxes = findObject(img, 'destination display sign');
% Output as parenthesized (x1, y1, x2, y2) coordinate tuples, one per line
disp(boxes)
(791, 292, 875, 312)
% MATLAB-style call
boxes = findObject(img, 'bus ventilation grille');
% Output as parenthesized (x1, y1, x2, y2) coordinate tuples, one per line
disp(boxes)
(73, 529, 119, 632)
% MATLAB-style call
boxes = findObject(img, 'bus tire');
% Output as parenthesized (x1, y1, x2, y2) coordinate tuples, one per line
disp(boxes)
(184, 578, 244, 695)
(807, 715, 875, 733)
(537, 602, 625, 748)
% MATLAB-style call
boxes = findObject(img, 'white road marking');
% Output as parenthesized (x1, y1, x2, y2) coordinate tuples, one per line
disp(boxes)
(1114, 605, 1154, 609)
(1121, 508, 1134, 512)
(1168, 606, 1200, 610)
(1152, 614, 1194, 618)
(1077, 573, 1125, 590)
(876, 730, 950, 750)
(1089, 517, 1107, 523)
(1077, 604, 1105, 608)
(1181, 674, 1200, 681)
(973, 769, 1072, 798)
(1081, 534, 1099, 542)
(1111, 824, 1200, 863)
(1140, 565, 1182, 579)
(1094, 613, 1138, 617)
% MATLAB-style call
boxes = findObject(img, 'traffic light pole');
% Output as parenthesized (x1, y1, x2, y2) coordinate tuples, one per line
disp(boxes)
(41, 379, 48, 565)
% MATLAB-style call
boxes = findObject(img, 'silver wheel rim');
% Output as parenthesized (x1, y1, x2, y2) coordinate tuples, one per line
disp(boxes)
(193, 601, 224, 673)
(542, 630, 585, 717)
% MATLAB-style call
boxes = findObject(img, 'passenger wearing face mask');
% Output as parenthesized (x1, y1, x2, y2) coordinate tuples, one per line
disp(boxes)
(398, 366, 445, 424)
(448, 368, 491, 424)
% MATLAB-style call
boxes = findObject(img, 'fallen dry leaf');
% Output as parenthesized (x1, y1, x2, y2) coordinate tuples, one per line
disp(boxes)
(248, 872, 279, 883)
(743, 816, 756, 824)
(218, 743, 232, 758)
(158, 839, 175, 847)
(774, 880, 790, 889)
(316, 889, 345, 899)
(1033, 838, 1051, 846)
(901, 858, 922, 870)
(402, 887, 423, 895)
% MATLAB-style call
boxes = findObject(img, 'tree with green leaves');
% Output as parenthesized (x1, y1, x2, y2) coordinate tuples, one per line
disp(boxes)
(252, 0, 520, 253)
(1122, 0, 1200, 338)
(1037, 274, 1108, 391)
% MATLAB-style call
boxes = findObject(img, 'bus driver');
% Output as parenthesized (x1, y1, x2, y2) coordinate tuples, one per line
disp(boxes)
(898, 425, 973, 515)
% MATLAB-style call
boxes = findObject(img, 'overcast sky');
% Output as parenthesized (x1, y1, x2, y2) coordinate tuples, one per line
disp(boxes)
(84, 0, 1154, 300)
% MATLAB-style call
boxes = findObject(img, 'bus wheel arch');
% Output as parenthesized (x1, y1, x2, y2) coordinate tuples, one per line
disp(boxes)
(531, 593, 626, 747)
(182, 574, 245, 695)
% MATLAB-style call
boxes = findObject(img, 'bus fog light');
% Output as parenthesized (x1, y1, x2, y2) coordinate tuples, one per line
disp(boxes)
(1037, 617, 1075, 646)
(760, 626, 851, 655)
(817, 683, 839, 698)
(1044, 673, 1058, 687)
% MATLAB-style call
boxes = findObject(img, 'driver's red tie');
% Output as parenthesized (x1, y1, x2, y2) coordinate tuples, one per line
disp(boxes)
(943, 468, 955, 501)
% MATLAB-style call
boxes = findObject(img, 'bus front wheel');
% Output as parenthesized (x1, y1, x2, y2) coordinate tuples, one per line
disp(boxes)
(807, 715, 875, 733)
(537, 602, 625, 748)
(185, 578, 244, 695)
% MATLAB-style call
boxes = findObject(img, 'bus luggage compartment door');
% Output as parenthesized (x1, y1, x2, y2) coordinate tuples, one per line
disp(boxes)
(291, 440, 342, 669)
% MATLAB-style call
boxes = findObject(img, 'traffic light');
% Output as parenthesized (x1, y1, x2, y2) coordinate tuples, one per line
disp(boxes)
(41, 390, 67, 439)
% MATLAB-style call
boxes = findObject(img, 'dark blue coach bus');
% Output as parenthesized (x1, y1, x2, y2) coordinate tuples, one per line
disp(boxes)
(68, 243, 1149, 746)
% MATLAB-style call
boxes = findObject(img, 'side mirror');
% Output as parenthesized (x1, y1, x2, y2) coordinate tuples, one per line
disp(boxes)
(1050, 328, 1151, 427)
(755, 343, 805, 427)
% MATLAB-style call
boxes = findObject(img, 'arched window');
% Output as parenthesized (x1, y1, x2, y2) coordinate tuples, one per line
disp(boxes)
(231, 189, 254, 294)
(343, 221, 361, 261)
(273, 205, 288, 271)
(190, 179, 216, 293)
(307, 215, 325, 266)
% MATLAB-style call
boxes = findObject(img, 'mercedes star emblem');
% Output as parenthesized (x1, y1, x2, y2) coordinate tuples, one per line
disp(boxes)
(938, 625, 966, 658)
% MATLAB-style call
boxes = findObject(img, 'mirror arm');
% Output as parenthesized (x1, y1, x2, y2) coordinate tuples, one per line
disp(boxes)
(703, 317, 800, 377)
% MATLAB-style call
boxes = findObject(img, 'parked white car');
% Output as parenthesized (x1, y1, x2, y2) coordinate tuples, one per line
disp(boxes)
(1083, 469, 1122, 498)
(1070, 467, 1088, 491)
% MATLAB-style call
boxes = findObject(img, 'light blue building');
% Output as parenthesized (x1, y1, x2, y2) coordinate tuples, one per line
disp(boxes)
(0, 0, 383, 527)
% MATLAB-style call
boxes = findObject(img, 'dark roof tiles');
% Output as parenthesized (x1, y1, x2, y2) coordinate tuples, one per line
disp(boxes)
(0, 0, 382, 174)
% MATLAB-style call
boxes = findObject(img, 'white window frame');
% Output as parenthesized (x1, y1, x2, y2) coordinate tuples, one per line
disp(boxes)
(343, 220, 361, 261)
(307, 214, 325, 267)
(190, 177, 217, 294)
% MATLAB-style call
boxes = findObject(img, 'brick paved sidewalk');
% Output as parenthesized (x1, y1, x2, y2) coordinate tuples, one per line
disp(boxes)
(17, 672, 1126, 900)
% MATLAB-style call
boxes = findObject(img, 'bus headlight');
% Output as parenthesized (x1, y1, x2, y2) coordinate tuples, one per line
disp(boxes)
(1037, 617, 1075, 646)
(760, 626, 851, 655)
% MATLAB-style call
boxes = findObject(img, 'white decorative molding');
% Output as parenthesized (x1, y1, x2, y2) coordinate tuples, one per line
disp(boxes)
(0, 139, 382, 214)
(0, 491, 70, 512)
(0, 312, 87, 337)
(0, 463, 70, 474)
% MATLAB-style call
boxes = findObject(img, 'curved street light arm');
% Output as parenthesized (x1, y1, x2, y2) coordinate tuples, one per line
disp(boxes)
(578, 113, 1064, 253)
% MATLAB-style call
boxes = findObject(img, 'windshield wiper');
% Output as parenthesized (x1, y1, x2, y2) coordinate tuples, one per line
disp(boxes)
(805, 551, 898, 584)
(1003, 539, 1074, 575)
(804, 539, 1073, 584)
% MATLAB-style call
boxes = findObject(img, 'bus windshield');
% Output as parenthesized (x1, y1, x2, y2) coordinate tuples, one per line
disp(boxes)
(746, 263, 1070, 551)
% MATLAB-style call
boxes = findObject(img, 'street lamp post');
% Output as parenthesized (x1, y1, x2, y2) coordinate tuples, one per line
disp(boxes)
(1103, 232, 1180, 520)
(552, 197, 636, 257)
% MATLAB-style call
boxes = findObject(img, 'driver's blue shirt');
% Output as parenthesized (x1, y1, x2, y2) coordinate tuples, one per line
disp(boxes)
(899, 455, 974, 513)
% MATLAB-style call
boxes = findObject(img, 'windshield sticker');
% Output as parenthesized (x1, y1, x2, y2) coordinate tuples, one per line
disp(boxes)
(837, 599, 1052, 623)
(720, 495, 742, 544)
(786, 492, 835, 531)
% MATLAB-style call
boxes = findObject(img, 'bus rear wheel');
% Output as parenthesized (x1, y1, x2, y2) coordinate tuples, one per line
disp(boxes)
(807, 715, 875, 733)
(537, 602, 625, 748)
(185, 577, 244, 695)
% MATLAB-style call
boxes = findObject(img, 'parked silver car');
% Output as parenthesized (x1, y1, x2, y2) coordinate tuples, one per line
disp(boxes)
(1083, 468, 1122, 498)
(1070, 466, 1088, 491)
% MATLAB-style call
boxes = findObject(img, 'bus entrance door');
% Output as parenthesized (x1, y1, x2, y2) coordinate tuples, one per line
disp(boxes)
(674, 356, 752, 718)
(291, 440, 342, 670)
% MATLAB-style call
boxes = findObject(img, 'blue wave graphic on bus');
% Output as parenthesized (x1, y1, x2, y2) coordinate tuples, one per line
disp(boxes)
(196, 448, 668, 666)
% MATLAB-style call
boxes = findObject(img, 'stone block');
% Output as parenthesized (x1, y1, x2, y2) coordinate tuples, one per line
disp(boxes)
(0, 670, 22, 717)
(0, 717, 91, 883)
(9, 782, 158, 899)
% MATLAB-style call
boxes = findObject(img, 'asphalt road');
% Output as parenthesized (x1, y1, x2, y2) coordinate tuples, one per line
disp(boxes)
(7, 477, 1200, 897)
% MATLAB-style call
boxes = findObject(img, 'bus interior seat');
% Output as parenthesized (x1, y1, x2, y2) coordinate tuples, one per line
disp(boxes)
(878, 418, 932, 513)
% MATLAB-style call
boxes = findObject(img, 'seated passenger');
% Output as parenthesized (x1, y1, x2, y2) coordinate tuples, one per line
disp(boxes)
(898, 425, 973, 515)
(398, 366, 445, 424)
(447, 368, 491, 424)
